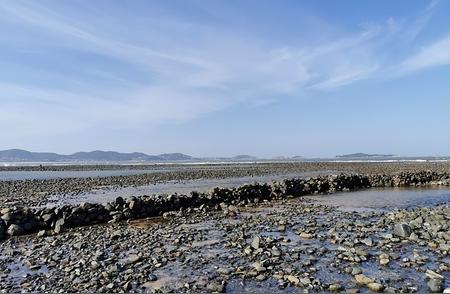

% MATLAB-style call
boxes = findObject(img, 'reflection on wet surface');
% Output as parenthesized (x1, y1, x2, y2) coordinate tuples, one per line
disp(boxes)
(0, 253, 49, 287)
(305, 187, 450, 211)
(47, 171, 333, 206)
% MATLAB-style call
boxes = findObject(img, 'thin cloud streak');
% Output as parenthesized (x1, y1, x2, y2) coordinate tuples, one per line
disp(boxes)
(0, 2, 210, 70)
(394, 36, 450, 76)
(0, 0, 448, 137)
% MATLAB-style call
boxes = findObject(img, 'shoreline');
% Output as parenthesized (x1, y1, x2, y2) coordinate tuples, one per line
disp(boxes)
(1, 160, 450, 171)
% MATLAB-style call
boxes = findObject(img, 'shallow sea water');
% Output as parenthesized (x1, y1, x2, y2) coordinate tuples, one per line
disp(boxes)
(305, 187, 450, 211)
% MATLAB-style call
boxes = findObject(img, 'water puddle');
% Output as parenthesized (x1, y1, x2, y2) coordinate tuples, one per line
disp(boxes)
(305, 187, 450, 211)
(0, 255, 49, 289)
(128, 217, 167, 229)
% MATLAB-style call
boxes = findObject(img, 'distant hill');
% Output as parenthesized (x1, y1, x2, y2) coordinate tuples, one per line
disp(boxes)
(0, 149, 193, 162)
(68, 151, 156, 161)
(0, 149, 66, 162)
(336, 153, 395, 158)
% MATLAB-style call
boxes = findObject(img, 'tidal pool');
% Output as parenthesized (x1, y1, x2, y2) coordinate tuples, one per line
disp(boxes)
(305, 187, 450, 211)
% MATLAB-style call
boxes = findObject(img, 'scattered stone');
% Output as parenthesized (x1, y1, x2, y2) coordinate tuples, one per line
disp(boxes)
(251, 236, 260, 249)
(329, 283, 342, 292)
(426, 269, 444, 280)
(286, 275, 300, 285)
(36, 230, 46, 238)
(354, 274, 374, 285)
(54, 218, 65, 234)
(367, 282, 384, 292)
(351, 267, 362, 276)
(148, 274, 157, 281)
(379, 253, 390, 266)
(7, 224, 24, 236)
(361, 237, 373, 246)
(206, 281, 225, 293)
(427, 279, 443, 293)
(252, 262, 266, 273)
(124, 254, 141, 265)
(393, 223, 412, 238)
(299, 232, 313, 239)
(217, 267, 232, 275)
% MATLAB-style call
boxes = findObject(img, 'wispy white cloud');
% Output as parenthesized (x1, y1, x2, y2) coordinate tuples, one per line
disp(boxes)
(309, 66, 380, 90)
(0, 0, 448, 140)
(394, 35, 450, 76)
(403, 0, 440, 43)
(0, 2, 210, 70)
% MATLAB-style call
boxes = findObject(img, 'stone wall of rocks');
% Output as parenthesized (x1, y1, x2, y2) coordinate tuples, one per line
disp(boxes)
(368, 171, 450, 187)
(1, 172, 449, 240)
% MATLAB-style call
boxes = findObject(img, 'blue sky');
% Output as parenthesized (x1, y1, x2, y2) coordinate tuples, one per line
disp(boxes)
(0, 0, 449, 157)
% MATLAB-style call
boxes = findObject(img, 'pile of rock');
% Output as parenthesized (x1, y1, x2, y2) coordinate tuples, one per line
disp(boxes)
(368, 171, 450, 187)
(0, 173, 368, 239)
(0, 207, 39, 236)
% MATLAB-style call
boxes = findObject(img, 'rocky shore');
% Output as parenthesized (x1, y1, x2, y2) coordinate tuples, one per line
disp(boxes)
(1, 171, 449, 240)
(1, 163, 450, 292)
(1, 193, 450, 292)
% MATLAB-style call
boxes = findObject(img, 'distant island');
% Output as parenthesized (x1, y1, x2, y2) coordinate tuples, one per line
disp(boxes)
(336, 153, 395, 158)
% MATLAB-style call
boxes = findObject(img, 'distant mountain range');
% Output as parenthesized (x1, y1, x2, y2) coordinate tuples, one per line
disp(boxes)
(336, 153, 395, 158)
(0, 149, 194, 162)
(1, 149, 446, 163)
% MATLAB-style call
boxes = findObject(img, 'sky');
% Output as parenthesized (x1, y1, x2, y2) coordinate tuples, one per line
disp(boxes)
(0, 0, 449, 158)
